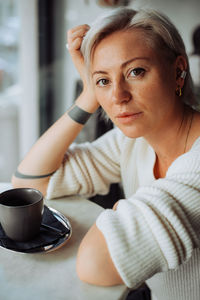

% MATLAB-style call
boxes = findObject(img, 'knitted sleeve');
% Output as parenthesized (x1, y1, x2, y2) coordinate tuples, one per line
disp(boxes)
(96, 140, 200, 289)
(46, 128, 127, 199)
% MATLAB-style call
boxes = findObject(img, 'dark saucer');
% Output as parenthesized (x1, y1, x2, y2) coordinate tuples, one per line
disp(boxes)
(0, 206, 72, 253)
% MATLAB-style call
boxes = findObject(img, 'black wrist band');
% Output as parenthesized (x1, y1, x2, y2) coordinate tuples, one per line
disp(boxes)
(68, 105, 92, 125)
(14, 170, 56, 179)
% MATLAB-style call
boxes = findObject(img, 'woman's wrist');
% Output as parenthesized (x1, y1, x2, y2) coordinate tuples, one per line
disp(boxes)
(75, 87, 99, 114)
(67, 104, 92, 125)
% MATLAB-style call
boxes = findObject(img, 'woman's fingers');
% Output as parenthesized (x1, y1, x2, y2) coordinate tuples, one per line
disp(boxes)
(67, 24, 90, 51)
(69, 24, 90, 35)
(67, 24, 99, 112)
(69, 37, 82, 52)
(67, 24, 90, 83)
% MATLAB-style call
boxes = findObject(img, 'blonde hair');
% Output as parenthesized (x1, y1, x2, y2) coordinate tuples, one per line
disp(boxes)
(81, 7, 196, 108)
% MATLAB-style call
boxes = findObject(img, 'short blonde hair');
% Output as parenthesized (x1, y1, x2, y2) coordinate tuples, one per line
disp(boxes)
(81, 7, 196, 108)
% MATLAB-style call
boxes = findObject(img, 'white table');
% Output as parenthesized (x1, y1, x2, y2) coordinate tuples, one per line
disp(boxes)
(0, 183, 129, 300)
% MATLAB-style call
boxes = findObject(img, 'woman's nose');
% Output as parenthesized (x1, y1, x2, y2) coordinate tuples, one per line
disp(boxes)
(111, 80, 132, 104)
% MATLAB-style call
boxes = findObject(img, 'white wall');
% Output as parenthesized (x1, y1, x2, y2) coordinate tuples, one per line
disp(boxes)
(0, 0, 39, 182)
(0, 87, 19, 181)
(18, 0, 39, 158)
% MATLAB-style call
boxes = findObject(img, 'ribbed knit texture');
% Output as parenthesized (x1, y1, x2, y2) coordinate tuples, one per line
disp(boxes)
(47, 128, 200, 299)
(148, 248, 200, 300)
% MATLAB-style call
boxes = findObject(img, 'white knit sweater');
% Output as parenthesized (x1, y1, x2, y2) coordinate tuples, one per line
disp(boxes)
(46, 128, 200, 300)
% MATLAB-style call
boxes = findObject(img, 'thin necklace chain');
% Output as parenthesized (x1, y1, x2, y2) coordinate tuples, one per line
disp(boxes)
(184, 110, 194, 153)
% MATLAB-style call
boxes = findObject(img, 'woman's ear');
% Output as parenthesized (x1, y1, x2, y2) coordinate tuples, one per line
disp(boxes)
(175, 55, 188, 88)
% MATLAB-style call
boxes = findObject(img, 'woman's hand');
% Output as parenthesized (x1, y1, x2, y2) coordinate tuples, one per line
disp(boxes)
(113, 201, 119, 210)
(67, 24, 99, 113)
(67, 24, 90, 86)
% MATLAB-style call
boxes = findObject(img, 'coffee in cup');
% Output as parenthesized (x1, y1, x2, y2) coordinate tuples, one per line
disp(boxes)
(0, 188, 43, 242)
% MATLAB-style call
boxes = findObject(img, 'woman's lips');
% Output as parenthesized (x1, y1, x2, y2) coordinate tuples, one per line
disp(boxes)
(116, 112, 143, 124)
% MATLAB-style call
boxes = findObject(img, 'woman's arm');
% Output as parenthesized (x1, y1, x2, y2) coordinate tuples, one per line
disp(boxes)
(76, 144, 200, 288)
(12, 25, 99, 195)
(76, 201, 121, 286)
(76, 223, 123, 286)
(11, 95, 95, 194)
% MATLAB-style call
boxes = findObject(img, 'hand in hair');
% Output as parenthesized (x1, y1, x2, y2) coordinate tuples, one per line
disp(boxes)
(67, 24, 90, 86)
(67, 24, 99, 113)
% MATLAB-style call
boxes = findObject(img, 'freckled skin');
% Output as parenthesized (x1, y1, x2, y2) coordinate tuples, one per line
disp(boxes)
(91, 29, 182, 141)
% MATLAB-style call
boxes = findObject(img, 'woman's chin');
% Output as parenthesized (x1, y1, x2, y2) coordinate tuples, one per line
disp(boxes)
(118, 126, 143, 139)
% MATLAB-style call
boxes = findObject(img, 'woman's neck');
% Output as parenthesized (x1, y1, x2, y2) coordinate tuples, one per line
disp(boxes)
(145, 105, 196, 178)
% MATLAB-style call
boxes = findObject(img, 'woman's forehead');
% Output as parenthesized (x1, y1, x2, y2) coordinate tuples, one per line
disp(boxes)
(94, 28, 149, 48)
(90, 29, 174, 72)
(91, 31, 156, 66)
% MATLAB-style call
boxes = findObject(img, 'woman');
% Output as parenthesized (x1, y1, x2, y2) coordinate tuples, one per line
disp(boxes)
(12, 8, 200, 300)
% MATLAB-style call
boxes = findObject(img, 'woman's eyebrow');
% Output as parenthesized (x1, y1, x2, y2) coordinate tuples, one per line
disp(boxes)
(121, 56, 150, 68)
(92, 57, 150, 77)
(92, 70, 108, 77)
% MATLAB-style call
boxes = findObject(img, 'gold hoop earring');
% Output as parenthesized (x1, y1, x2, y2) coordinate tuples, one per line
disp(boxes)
(175, 86, 182, 97)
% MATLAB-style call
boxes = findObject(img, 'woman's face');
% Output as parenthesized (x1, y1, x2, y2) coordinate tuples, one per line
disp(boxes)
(91, 29, 180, 139)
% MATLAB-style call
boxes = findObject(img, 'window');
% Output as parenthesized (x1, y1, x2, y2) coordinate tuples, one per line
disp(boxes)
(0, 0, 19, 93)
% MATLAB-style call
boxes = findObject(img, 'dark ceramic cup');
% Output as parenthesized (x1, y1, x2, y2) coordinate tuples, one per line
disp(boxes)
(0, 188, 43, 242)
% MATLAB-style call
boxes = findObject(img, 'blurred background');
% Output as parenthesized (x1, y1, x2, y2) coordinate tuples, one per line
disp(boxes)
(0, 0, 200, 182)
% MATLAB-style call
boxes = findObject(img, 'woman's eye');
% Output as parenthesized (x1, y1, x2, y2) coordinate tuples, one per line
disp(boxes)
(96, 78, 109, 86)
(128, 68, 145, 78)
